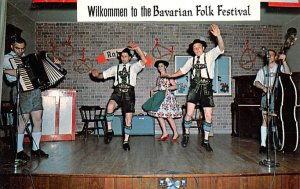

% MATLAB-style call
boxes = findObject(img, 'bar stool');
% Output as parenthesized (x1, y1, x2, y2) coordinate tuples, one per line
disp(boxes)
(79, 105, 107, 141)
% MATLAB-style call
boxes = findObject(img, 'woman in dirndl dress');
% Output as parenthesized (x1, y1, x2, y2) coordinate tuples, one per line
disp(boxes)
(148, 60, 182, 142)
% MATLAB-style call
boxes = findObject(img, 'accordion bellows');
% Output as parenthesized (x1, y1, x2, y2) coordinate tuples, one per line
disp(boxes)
(9, 51, 67, 91)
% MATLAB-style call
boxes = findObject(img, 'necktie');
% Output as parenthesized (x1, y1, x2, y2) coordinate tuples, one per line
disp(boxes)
(196, 56, 201, 77)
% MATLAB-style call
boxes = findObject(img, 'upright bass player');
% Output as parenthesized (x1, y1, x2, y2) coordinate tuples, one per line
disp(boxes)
(253, 48, 291, 153)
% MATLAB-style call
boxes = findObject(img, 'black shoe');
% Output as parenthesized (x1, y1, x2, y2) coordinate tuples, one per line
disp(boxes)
(31, 149, 49, 158)
(123, 141, 130, 151)
(16, 151, 30, 161)
(259, 146, 267, 154)
(201, 141, 213, 152)
(181, 134, 190, 148)
(104, 130, 114, 144)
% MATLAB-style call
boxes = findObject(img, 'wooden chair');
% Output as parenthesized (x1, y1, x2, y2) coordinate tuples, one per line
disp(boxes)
(79, 105, 107, 141)
(181, 103, 204, 135)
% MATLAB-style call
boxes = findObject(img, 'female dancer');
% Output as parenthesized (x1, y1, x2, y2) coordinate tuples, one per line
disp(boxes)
(148, 60, 182, 141)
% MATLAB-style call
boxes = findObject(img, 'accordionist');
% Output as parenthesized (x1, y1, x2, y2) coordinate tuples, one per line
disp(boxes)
(3, 36, 59, 160)
(6, 50, 66, 92)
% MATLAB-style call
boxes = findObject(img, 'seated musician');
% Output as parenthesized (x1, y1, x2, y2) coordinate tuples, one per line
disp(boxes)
(90, 42, 147, 151)
(253, 49, 291, 153)
(3, 36, 49, 161)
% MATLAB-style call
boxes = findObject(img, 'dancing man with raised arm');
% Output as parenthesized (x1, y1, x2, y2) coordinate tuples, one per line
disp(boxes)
(91, 42, 147, 151)
(161, 24, 224, 151)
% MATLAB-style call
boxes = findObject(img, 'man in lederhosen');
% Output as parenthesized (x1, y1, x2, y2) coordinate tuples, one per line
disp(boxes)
(91, 42, 147, 151)
(161, 24, 224, 151)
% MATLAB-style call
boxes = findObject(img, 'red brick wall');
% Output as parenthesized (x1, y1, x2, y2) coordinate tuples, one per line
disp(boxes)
(35, 23, 283, 134)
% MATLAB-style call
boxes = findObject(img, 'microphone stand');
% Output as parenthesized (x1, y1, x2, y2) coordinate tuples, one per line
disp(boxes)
(259, 49, 280, 168)
(12, 64, 27, 169)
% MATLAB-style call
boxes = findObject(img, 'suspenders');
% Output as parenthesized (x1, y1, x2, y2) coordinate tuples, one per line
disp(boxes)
(191, 53, 211, 79)
(262, 65, 278, 87)
(117, 64, 131, 85)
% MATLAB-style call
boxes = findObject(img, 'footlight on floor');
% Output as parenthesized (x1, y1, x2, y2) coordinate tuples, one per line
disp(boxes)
(159, 177, 187, 188)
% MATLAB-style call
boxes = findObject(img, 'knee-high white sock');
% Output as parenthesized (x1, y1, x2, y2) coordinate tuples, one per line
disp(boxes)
(17, 134, 24, 153)
(32, 132, 42, 151)
(261, 126, 267, 147)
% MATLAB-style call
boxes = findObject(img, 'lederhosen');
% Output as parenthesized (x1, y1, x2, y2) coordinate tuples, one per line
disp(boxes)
(110, 64, 135, 113)
(187, 54, 215, 107)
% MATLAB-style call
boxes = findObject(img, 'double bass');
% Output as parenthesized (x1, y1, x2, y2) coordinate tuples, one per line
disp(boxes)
(273, 28, 298, 152)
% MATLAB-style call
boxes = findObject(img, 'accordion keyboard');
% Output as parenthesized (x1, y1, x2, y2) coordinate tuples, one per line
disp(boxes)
(8, 57, 35, 91)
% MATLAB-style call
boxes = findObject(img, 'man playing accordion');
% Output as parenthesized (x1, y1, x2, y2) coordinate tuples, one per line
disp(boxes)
(3, 36, 49, 161)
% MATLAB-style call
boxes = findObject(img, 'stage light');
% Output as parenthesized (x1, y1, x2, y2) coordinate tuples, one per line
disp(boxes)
(159, 178, 165, 187)
(180, 178, 187, 187)
(158, 177, 187, 188)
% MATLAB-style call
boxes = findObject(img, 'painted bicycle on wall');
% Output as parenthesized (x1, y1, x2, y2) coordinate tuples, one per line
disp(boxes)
(151, 38, 174, 61)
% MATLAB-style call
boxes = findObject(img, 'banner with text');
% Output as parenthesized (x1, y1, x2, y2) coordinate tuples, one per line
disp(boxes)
(77, 0, 260, 22)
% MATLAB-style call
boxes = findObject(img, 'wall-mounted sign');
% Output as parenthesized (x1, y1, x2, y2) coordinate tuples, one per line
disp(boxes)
(77, 0, 260, 22)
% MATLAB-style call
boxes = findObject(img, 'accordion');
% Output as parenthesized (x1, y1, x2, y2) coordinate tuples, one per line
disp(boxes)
(9, 51, 67, 91)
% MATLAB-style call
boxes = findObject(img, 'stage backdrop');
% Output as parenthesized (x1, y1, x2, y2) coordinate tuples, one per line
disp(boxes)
(34, 23, 283, 134)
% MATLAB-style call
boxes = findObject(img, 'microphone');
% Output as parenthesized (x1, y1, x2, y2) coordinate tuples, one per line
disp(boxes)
(261, 46, 270, 59)
(256, 47, 268, 58)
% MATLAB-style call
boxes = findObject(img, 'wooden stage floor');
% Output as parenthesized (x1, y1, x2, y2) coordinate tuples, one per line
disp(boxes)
(1, 134, 300, 189)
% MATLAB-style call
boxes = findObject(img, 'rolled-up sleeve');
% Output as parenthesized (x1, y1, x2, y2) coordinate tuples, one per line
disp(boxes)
(254, 68, 264, 86)
(131, 60, 145, 73)
(3, 55, 17, 82)
(102, 66, 117, 79)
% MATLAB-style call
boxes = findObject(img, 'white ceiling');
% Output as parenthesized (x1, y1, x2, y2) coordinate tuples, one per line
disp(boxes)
(7, 0, 300, 24)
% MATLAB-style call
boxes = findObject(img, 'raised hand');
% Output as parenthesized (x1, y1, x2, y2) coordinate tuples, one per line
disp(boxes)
(128, 41, 148, 66)
(128, 41, 139, 50)
(54, 57, 61, 65)
(210, 24, 221, 37)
